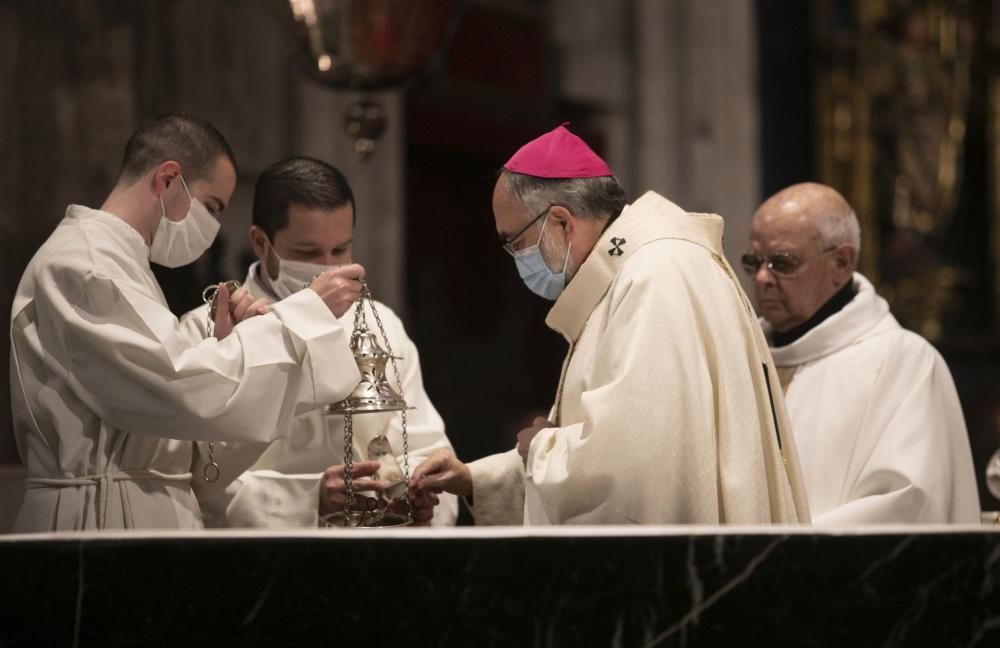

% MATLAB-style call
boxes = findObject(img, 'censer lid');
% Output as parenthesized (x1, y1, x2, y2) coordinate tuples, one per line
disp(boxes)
(327, 315, 411, 415)
(351, 328, 392, 359)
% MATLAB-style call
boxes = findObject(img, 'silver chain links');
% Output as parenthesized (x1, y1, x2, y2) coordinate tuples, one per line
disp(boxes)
(342, 282, 364, 521)
(202, 280, 241, 339)
(200, 281, 241, 481)
(342, 409, 355, 524)
(202, 441, 220, 482)
(205, 296, 215, 338)
(361, 280, 412, 519)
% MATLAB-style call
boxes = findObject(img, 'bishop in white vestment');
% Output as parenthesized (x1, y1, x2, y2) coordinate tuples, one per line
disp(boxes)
(411, 125, 810, 525)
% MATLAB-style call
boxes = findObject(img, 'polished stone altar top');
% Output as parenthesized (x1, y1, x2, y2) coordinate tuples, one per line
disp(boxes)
(2, 525, 998, 647)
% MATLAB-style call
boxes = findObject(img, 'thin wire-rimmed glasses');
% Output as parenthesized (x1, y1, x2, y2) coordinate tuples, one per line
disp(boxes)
(740, 246, 836, 278)
(500, 206, 551, 256)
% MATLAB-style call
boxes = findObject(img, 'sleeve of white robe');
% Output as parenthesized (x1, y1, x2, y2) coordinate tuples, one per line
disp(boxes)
(525, 252, 729, 524)
(35, 262, 360, 443)
(205, 470, 324, 527)
(466, 449, 525, 525)
(176, 303, 211, 345)
(174, 304, 286, 506)
(813, 337, 980, 525)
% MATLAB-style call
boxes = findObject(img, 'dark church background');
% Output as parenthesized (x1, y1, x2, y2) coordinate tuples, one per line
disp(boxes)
(2, 0, 999, 528)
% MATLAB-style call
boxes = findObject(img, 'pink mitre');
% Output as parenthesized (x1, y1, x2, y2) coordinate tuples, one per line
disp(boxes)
(503, 123, 613, 178)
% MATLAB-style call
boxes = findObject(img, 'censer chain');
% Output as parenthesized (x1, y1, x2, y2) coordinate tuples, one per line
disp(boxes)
(360, 281, 413, 520)
(342, 410, 354, 526)
(200, 280, 241, 480)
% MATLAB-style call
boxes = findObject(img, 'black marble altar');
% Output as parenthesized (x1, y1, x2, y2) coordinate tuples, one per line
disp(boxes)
(1, 526, 997, 647)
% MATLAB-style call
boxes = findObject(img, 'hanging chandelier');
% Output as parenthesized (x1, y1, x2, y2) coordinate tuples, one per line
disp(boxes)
(288, 0, 460, 158)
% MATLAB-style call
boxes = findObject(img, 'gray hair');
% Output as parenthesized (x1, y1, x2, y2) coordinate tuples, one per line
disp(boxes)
(501, 171, 627, 220)
(815, 207, 862, 260)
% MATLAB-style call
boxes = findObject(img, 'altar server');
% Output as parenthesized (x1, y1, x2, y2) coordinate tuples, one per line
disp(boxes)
(411, 125, 810, 525)
(9, 115, 364, 531)
(182, 157, 457, 527)
(744, 182, 979, 524)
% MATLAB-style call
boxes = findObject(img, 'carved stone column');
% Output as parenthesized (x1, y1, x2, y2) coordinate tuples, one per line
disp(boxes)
(554, 0, 762, 292)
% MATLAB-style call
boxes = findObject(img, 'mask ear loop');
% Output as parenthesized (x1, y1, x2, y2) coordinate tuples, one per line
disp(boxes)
(263, 237, 284, 281)
(177, 175, 199, 224)
(542, 212, 571, 274)
(536, 211, 572, 275)
(157, 174, 188, 225)
(535, 212, 550, 244)
(178, 174, 193, 200)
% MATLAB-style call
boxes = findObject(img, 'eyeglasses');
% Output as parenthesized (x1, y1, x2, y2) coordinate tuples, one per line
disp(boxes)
(500, 206, 551, 256)
(740, 246, 836, 278)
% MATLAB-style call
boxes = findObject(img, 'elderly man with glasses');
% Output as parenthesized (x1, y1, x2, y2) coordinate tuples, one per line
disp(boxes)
(408, 124, 810, 526)
(746, 182, 979, 524)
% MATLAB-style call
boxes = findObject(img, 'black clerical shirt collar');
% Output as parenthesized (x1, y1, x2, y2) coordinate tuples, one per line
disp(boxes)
(771, 279, 857, 347)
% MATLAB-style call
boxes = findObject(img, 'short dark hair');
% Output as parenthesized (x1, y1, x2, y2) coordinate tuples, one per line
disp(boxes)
(501, 171, 627, 221)
(116, 113, 236, 185)
(252, 157, 356, 239)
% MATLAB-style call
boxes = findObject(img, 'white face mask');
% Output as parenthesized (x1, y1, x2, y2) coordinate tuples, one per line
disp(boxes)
(266, 242, 332, 300)
(149, 175, 221, 268)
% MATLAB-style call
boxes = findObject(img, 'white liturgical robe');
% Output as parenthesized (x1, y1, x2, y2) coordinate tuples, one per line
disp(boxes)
(181, 263, 457, 527)
(469, 191, 810, 525)
(764, 273, 980, 524)
(9, 206, 361, 531)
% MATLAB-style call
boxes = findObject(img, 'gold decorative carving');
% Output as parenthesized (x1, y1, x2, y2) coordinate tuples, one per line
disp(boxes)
(814, 1, 976, 341)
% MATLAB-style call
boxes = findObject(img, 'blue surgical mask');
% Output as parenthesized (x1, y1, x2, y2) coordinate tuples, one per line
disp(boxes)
(513, 216, 571, 300)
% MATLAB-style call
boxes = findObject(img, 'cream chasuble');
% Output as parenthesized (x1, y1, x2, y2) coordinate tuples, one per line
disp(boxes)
(182, 263, 458, 527)
(9, 206, 361, 531)
(471, 191, 810, 525)
(765, 273, 980, 524)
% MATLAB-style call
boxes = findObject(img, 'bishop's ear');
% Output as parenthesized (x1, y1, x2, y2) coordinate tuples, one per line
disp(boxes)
(548, 205, 574, 234)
